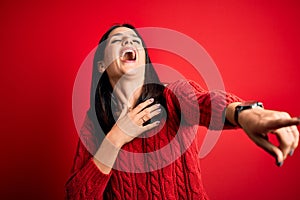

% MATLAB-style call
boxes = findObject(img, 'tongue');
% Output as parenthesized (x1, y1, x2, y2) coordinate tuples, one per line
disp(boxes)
(122, 52, 135, 61)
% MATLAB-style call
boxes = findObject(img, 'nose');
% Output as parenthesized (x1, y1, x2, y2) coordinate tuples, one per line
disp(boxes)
(122, 37, 133, 46)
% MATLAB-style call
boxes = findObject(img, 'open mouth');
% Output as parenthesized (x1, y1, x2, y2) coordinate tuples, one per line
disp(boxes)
(120, 48, 136, 62)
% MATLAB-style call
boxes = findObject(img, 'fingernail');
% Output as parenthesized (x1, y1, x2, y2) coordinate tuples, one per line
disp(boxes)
(155, 121, 160, 125)
(156, 104, 161, 108)
(289, 150, 294, 156)
(276, 161, 284, 167)
(157, 108, 161, 113)
(149, 98, 154, 103)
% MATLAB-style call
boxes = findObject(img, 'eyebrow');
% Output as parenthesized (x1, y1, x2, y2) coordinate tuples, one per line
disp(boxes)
(110, 33, 139, 38)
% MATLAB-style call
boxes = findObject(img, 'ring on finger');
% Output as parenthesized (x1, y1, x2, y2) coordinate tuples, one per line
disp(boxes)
(141, 116, 146, 123)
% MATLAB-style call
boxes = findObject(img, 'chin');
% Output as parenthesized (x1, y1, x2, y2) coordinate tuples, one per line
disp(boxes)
(123, 65, 144, 75)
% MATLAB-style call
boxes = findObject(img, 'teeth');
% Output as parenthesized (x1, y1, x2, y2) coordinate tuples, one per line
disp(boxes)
(122, 49, 134, 57)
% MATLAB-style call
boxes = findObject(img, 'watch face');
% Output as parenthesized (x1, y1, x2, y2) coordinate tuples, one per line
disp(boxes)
(238, 101, 263, 108)
(239, 101, 262, 107)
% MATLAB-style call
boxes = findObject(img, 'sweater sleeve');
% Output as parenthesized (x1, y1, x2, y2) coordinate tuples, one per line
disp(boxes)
(165, 80, 243, 130)
(65, 115, 112, 199)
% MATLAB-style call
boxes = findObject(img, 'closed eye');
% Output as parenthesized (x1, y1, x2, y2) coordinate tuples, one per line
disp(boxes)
(133, 40, 141, 44)
(111, 39, 141, 44)
(111, 39, 121, 44)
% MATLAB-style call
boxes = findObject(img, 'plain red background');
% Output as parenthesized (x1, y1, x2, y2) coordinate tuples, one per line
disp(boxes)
(1, 0, 300, 199)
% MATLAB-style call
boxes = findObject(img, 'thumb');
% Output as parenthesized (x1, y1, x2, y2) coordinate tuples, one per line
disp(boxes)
(118, 104, 129, 119)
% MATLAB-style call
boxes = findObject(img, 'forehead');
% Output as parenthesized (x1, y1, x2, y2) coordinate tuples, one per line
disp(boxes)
(108, 27, 139, 38)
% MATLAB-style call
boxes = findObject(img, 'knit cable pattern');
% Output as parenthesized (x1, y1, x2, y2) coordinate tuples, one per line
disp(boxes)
(66, 80, 242, 199)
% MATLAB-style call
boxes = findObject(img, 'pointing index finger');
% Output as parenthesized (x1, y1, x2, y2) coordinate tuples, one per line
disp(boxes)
(266, 117, 300, 131)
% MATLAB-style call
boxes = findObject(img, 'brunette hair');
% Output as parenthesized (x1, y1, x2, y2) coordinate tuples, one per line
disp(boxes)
(88, 24, 166, 134)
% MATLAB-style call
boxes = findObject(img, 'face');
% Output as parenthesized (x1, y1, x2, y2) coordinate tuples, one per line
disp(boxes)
(101, 27, 146, 81)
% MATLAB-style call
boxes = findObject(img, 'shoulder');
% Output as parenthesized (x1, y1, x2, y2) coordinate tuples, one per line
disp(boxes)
(80, 112, 102, 141)
(81, 113, 95, 133)
(164, 79, 204, 97)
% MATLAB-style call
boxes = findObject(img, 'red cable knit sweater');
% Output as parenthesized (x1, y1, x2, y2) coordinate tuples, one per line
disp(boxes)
(65, 80, 242, 199)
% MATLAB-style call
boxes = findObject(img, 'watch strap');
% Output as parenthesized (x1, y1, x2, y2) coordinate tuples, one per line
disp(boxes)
(234, 101, 263, 127)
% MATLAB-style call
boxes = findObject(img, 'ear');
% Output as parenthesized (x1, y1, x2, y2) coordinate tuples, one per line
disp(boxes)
(97, 61, 106, 73)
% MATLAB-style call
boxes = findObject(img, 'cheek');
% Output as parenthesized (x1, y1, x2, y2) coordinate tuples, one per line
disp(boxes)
(104, 47, 118, 64)
(139, 51, 146, 64)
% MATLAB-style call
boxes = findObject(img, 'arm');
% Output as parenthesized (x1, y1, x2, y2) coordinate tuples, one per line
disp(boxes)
(93, 98, 161, 173)
(66, 100, 161, 199)
(225, 102, 300, 166)
(166, 80, 299, 166)
(165, 80, 243, 129)
(65, 116, 113, 199)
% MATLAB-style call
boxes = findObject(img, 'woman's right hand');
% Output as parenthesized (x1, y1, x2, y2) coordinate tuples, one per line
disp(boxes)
(107, 98, 161, 148)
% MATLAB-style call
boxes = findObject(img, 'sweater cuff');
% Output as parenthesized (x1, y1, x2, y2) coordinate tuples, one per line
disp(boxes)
(221, 92, 243, 129)
(209, 90, 243, 130)
(83, 158, 112, 184)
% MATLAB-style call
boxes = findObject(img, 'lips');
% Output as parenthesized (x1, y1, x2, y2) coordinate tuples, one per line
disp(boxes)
(120, 47, 137, 62)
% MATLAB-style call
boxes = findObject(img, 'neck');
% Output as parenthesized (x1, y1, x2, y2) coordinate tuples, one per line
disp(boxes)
(109, 68, 145, 110)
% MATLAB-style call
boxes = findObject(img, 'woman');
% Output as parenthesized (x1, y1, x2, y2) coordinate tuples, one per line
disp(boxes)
(65, 24, 299, 199)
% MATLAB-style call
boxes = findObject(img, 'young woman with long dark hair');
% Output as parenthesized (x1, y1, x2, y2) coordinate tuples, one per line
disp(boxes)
(65, 24, 299, 199)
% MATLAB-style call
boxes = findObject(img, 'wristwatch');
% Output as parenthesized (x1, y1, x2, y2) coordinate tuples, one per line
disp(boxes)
(234, 101, 264, 127)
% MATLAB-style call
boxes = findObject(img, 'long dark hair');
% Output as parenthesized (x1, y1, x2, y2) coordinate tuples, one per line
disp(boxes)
(88, 24, 166, 134)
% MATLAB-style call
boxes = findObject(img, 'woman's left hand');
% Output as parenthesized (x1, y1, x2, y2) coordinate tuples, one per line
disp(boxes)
(238, 107, 300, 166)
